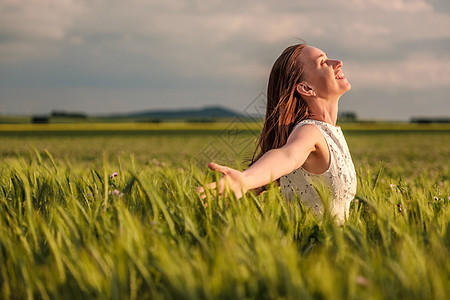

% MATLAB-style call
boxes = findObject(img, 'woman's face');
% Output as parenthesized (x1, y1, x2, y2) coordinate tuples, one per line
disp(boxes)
(299, 46, 351, 99)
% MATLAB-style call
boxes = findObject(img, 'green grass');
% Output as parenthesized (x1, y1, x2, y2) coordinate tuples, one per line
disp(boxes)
(0, 123, 449, 299)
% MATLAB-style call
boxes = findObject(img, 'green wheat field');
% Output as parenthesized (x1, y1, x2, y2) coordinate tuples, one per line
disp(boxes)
(0, 122, 449, 299)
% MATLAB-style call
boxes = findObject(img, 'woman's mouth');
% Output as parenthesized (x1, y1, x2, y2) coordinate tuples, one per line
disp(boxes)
(335, 72, 345, 80)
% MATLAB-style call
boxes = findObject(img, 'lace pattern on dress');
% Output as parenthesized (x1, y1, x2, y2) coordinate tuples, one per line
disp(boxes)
(279, 119, 357, 222)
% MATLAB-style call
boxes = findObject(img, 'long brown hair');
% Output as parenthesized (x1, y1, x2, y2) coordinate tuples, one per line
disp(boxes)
(250, 43, 309, 165)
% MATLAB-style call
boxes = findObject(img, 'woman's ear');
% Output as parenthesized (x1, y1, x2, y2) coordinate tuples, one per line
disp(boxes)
(296, 82, 316, 97)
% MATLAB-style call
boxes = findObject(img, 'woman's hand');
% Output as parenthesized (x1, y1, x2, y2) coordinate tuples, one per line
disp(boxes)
(197, 162, 248, 199)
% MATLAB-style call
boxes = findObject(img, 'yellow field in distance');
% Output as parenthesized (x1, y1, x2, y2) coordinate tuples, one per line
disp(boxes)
(0, 122, 449, 132)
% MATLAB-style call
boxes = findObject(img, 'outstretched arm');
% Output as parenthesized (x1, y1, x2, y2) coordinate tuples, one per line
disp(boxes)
(197, 124, 323, 198)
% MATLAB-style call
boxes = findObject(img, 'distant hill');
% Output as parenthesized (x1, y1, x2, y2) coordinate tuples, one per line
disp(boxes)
(107, 106, 244, 120)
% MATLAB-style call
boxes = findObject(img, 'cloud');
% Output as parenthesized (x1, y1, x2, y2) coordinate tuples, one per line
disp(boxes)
(345, 0, 433, 13)
(345, 52, 450, 90)
(0, 0, 449, 118)
(0, 0, 85, 62)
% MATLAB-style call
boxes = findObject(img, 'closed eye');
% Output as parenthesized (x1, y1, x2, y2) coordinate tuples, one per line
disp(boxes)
(316, 53, 328, 66)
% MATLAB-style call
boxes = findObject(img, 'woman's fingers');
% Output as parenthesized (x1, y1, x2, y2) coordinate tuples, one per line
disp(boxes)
(207, 162, 220, 170)
(207, 181, 217, 190)
(196, 181, 218, 199)
(196, 182, 217, 192)
(208, 162, 229, 175)
(197, 162, 242, 199)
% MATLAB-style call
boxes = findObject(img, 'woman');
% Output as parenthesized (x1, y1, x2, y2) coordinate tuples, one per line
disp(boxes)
(198, 43, 357, 222)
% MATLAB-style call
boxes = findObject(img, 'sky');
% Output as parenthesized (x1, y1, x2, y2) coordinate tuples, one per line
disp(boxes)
(0, 0, 449, 121)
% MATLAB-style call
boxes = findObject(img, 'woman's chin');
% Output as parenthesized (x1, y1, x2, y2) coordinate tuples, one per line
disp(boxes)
(343, 82, 351, 93)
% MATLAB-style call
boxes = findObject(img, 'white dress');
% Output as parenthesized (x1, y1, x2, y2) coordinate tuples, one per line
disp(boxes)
(279, 119, 357, 222)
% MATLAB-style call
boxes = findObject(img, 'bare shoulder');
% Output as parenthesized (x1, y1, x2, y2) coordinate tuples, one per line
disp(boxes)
(280, 123, 325, 170)
(286, 123, 323, 147)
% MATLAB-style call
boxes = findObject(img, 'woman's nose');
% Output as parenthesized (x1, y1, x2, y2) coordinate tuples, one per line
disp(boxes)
(332, 60, 343, 69)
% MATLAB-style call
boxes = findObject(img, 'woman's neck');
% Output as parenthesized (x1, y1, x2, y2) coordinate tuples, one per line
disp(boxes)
(306, 97, 339, 126)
